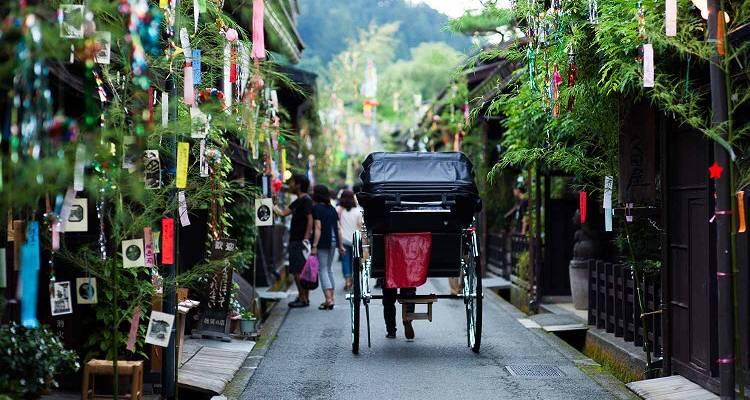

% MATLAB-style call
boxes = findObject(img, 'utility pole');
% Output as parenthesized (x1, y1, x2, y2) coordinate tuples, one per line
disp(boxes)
(707, 0, 734, 398)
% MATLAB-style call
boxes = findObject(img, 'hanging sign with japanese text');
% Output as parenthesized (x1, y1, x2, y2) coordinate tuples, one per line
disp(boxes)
(192, 238, 238, 340)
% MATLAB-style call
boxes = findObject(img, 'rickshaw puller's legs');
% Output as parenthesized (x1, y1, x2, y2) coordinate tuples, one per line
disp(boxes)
(383, 287, 416, 337)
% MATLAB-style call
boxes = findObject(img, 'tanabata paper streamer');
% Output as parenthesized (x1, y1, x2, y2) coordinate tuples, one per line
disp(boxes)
(144, 227, 155, 268)
(643, 44, 654, 88)
(224, 44, 232, 111)
(161, 91, 169, 127)
(603, 176, 613, 232)
(0, 248, 5, 288)
(178, 191, 191, 227)
(665, 0, 677, 37)
(126, 305, 141, 352)
(20, 222, 40, 328)
(738, 191, 747, 233)
(162, 218, 174, 265)
(184, 64, 194, 105)
(74, 144, 86, 192)
(579, 191, 587, 224)
(192, 49, 201, 85)
(252, 0, 266, 59)
(176, 142, 189, 188)
(199, 140, 209, 177)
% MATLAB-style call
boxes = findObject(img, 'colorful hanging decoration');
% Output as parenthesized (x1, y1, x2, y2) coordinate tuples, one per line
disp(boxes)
(176, 142, 189, 188)
(126, 306, 141, 352)
(737, 191, 747, 233)
(161, 218, 174, 265)
(252, 0, 265, 59)
(20, 222, 40, 328)
(717, 11, 726, 56)
(665, 0, 677, 37)
(709, 162, 724, 179)
(567, 48, 577, 111)
(643, 43, 654, 87)
(579, 191, 587, 224)
(603, 176, 613, 232)
(552, 64, 563, 117)
(588, 0, 598, 24)
(527, 44, 537, 90)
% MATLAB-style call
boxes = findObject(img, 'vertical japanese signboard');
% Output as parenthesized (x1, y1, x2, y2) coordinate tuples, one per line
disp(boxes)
(191, 238, 237, 341)
(618, 100, 657, 205)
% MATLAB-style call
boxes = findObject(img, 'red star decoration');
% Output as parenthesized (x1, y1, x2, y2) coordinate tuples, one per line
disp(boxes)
(709, 162, 724, 179)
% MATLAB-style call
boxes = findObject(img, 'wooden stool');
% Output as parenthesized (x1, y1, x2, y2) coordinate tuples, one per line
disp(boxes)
(81, 359, 144, 400)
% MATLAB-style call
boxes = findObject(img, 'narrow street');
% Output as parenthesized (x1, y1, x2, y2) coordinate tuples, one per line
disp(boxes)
(241, 279, 630, 400)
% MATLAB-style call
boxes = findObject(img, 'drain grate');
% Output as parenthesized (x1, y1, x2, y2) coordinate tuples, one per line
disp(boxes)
(505, 365, 566, 378)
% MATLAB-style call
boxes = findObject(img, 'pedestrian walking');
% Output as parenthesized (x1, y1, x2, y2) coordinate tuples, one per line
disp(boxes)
(337, 190, 363, 291)
(273, 174, 313, 308)
(311, 184, 345, 309)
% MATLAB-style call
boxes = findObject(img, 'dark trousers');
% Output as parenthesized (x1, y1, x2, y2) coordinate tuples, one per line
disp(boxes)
(383, 287, 416, 334)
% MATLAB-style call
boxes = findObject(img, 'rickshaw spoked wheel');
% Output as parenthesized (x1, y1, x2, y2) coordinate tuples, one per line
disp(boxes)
(351, 255, 361, 354)
(465, 254, 482, 353)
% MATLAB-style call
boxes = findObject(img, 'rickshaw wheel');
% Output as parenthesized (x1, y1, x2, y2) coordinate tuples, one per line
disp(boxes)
(351, 256, 361, 354)
(465, 255, 482, 353)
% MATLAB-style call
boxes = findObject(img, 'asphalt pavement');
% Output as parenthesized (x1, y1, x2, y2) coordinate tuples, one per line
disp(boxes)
(240, 278, 634, 400)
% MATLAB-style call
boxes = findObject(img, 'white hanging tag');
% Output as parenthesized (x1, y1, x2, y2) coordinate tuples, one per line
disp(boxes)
(223, 43, 232, 112)
(193, 0, 199, 33)
(161, 92, 169, 127)
(73, 144, 86, 192)
(199, 140, 209, 177)
(239, 43, 250, 96)
(56, 187, 77, 233)
(643, 44, 654, 87)
(603, 176, 613, 232)
(179, 28, 191, 60)
(178, 191, 191, 227)
(665, 0, 677, 37)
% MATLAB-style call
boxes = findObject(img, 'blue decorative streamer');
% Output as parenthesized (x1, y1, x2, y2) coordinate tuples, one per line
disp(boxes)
(20, 222, 40, 328)
(193, 49, 201, 85)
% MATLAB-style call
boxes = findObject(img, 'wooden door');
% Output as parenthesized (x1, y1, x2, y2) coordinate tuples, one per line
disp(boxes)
(666, 125, 717, 385)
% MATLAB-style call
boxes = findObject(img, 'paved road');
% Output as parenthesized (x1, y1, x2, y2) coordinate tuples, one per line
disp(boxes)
(241, 278, 629, 400)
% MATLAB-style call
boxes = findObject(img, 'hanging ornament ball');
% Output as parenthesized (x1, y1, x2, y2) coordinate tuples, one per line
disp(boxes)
(708, 162, 724, 179)
(47, 114, 79, 143)
(272, 178, 283, 193)
(225, 28, 239, 42)
(205, 147, 222, 163)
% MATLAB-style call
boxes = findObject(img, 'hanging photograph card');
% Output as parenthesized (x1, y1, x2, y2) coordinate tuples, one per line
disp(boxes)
(50, 281, 73, 316)
(64, 198, 88, 232)
(144, 150, 162, 189)
(145, 310, 175, 347)
(76, 277, 98, 304)
(58, 5, 84, 39)
(95, 31, 112, 64)
(122, 239, 146, 268)
(255, 198, 273, 226)
(191, 107, 209, 139)
(176, 142, 189, 188)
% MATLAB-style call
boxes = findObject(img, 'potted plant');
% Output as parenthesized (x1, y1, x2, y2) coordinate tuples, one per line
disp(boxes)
(239, 309, 257, 335)
(0, 323, 79, 399)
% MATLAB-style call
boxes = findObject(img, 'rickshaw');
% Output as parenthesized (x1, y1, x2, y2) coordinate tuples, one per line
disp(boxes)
(349, 152, 483, 354)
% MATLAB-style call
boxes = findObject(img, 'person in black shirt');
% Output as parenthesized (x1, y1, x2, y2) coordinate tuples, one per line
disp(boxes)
(274, 174, 313, 307)
(311, 185, 345, 309)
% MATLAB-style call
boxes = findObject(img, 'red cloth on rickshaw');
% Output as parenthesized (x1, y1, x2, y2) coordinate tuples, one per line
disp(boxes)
(385, 233, 431, 288)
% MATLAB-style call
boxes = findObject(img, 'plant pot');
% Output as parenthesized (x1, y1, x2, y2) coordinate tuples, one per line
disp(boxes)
(240, 319, 257, 334)
(569, 259, 590, 310)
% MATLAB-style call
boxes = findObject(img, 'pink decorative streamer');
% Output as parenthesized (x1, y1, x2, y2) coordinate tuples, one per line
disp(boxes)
(126, 306, 141, 352)
(252, 0, 266, 59)
(184, 64, 194, 105)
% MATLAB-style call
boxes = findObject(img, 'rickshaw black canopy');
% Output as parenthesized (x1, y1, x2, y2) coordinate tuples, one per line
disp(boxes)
(358, 152, 482, 233)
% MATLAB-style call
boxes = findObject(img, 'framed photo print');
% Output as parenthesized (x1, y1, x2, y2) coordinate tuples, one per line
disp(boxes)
(145, 311, 175, 347)
(122, 239, 145, 268)
(50, 281, 73, 316)
(76, 277, 98, 304)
